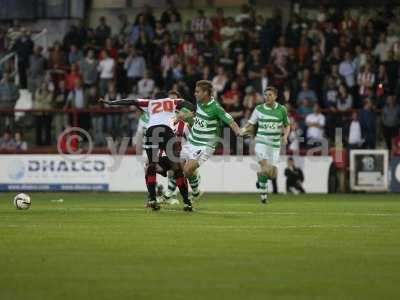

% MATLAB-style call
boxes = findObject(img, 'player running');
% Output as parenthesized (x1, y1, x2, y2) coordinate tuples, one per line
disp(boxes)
(178, 80, 242, 200)
(101, 92, 194, 211)
(240, 86, 290, 203)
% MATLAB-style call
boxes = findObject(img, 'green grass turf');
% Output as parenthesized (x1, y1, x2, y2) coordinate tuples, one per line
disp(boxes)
(1, 193, 400, 300)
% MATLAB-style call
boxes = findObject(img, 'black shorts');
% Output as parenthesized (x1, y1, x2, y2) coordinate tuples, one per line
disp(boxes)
(144, 125, 178, 164)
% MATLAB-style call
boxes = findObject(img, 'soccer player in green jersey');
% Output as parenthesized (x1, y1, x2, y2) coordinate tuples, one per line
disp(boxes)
(241, 86, 291, 203)
(181, 80, 242, 200)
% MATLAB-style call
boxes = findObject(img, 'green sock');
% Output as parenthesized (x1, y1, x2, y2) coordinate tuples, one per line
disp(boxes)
(258, 175, 268, 193)
(165, 176, 176, 197)
(188, 174, 200, 194)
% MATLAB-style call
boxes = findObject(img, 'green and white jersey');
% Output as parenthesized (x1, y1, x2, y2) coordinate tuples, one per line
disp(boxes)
(188, 99, 234, 149)
(133, 112, 149, 147)
(248, 102, 290, 149)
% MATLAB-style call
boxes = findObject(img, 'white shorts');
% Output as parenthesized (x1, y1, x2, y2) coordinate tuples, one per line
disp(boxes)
(255, 143, 281, 166)
(180, 143, 214, 166)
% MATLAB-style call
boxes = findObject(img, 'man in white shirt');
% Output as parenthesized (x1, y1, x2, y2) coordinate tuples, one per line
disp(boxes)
(305, 104, 326, 147)
(137, 70, 155, 98)
(97, 50, 115, 96)
(348, 111, 363, 149)
(373, 33, 391, 62)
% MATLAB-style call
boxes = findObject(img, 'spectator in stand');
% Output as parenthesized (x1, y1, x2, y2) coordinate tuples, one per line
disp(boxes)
(243, 86, 263, 110)
(191, 9, 212, 44)
(14, 131, 27, 151)
(160, 0, 182, 26)
(0, 130, 16, 150)
(220, 17, 237, 50)
(183, 64, 201, 97)
(68, 44, 83, 65)
(53, 80, 69, 140)
(222, 80, 241, 106)
(137, 70, 155, 98)
(98, 50, 115, 97)
(12, 27, 33, 89)
(218, 47, 235, 73)
(48, 41, 67, 72)
(297, 81, 318, 104)
(86, 86, 104, 146)
(118, 14, 130, 37)
(337, 84, 353, 111)
(63, 25, 82, 50)
(305, 103, 326, 147)
(381, 95, 400, 151)
(95, 16, 111, 46)
(65, 78, 89, 131)
(130, 14, 154, 45)
(211, 66, 228, 98)
(0, 72, 19, 132)
(167, 13, 183, 44)
(357, 64, 375, 98)
(339, 51, 356, 91)
(103, 82, 122, 138)
(64, 62, 81, 91)
(373, 32, 391, 62)
(347, 111, 363, 149)
(323, 77, 339, 109)
(124, 47, 146, 93)
(34, 80, 53, 146)
(28, 45, 46, 97)
(79, 48, 98, 88)
(359, 98, 377, 149)
(269, 36, 289, 66)
(375, 63, 389, 107)
(211, 7, 225, 42)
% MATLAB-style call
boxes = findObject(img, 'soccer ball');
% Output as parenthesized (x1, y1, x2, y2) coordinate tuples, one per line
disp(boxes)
(13, 193, 31, 210)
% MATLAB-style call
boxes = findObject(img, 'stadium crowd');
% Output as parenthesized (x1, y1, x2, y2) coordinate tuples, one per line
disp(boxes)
(0, 3, 400, 153)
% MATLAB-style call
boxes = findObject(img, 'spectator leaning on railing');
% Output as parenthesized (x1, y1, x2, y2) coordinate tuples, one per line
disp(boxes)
(0, 72, 19, 132)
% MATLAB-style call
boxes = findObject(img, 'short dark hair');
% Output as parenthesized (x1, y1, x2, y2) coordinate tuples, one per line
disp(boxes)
(168, 90, 181, 98)
(265, 86, 278, 94)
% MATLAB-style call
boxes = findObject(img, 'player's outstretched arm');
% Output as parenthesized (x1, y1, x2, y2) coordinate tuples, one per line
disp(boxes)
(229, 121, 242, 137)
(99, 98, 139, 106)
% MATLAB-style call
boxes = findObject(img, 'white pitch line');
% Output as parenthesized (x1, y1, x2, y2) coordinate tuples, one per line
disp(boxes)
(41, 207, 400, 217)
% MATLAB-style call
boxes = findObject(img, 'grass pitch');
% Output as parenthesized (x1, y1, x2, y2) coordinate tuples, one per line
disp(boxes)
(0, 193, 400, 300)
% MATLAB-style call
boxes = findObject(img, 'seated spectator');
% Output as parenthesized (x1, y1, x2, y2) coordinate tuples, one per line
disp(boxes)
(0, 130, 16, 150)
(137, 70, 155, 98)
(297, 81, 318, 104)
(284, 157, 305, 194)
(14, 131, 27, 151)
(305, 103, 326, 147)
(191, 9, 212, 43)
(288, 120, 302, 153)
